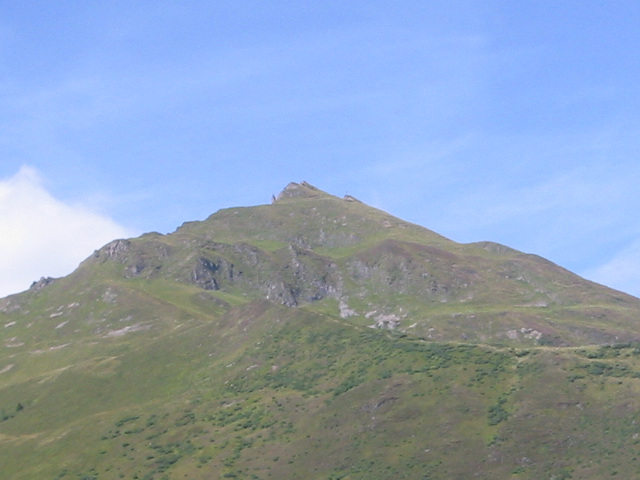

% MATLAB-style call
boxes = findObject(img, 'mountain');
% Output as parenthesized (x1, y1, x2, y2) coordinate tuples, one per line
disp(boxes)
(2, 181, 640, 479)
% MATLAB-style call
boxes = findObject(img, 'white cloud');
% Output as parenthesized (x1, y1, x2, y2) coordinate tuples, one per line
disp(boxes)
(0, 166, 133, 298)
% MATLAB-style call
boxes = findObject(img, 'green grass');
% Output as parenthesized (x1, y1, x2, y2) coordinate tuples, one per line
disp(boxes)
(5, 299, 640, 479)
(3, 182, 640, 479)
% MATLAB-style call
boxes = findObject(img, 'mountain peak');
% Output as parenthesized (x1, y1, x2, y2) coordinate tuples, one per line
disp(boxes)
(273, 181, 328, 202)
(5, 180, 640, 479)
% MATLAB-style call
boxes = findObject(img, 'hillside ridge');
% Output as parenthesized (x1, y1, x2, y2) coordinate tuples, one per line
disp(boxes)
(12, 181, 640, 347)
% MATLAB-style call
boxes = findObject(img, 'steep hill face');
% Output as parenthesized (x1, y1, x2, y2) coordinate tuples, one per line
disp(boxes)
(72, 181, 640, 345)
(2, 182, 640, 480)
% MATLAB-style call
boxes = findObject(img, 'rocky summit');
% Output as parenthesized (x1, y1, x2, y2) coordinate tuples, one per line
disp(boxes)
(2, 182, 640, 479)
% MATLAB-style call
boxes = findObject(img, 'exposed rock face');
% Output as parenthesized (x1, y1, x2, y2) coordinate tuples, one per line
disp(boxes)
(101, 239, 132, 259)
(92, 237, 172, 279)
(30, 276, 55, 290)
(274, 181, 320, 201)
(191, 257, 222, 290)
(186, 242, 342, 306)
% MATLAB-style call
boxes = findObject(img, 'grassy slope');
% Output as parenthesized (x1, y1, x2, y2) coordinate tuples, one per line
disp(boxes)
(2, 182, 640, 479)
(3, 279, 640, 479)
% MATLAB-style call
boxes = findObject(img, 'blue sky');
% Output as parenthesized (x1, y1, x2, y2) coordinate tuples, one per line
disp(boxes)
(1, 1, 639, 298)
